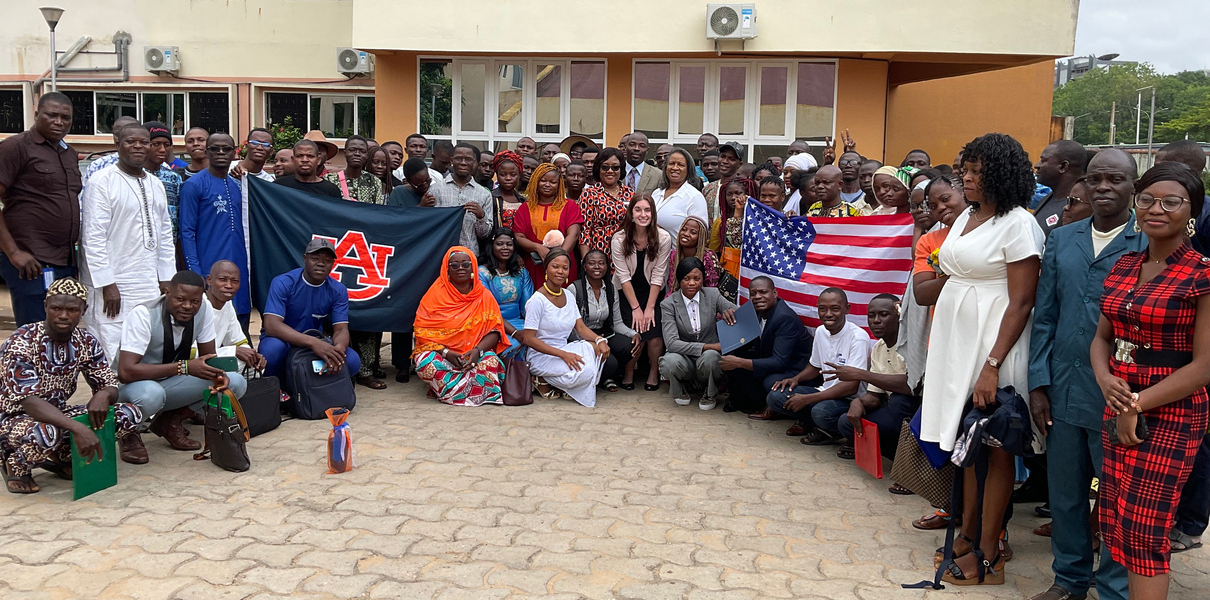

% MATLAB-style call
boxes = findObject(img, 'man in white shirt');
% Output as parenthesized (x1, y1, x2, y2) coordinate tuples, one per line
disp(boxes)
(391, 133, 444, 186)
(117, 271, 248, 452)
(766, 288, 871, 444)
(81, 116, 140, 187)
(199, 260, 266, 371)
(80, 124, 177, 362)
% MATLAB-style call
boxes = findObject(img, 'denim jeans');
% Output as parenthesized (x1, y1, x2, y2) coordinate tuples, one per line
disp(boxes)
(766, 386, 850, 433)
(119, 372, 248, 417)
(260, 336, 360, 380)
(0, 254, 76, 328)
(836, 393, 921, 459)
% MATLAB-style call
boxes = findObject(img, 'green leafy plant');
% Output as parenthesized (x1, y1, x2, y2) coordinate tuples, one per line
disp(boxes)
(268, 116, 304, 153)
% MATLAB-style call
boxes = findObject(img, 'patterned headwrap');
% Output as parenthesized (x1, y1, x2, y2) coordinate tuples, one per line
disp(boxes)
(492, 150, 524, 174)
(524, 162, 566, 203)
(46, 278, 88, 303)
(873, 165, 919, 190)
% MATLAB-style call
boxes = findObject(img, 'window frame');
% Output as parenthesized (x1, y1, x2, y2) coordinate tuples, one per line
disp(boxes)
(631, 58, 838, 157)
(416, 56, 609, 149)
(0, 86, 29, 135)
(46, 83, 235, 144)
(258, 86, 377, 142)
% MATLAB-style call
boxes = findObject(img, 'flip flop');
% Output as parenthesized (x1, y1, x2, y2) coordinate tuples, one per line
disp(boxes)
(888, 482, 915, 495)
(836, 444, 855, 459)
(1170, 528, 1203, 553)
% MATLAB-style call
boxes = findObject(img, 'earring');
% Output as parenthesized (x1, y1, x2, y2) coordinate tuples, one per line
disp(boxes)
(1188, 218, 1197, 238)
(1133, 221, 1141, 233)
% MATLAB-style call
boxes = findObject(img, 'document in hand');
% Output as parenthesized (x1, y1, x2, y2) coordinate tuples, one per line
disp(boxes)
(718, 301, 760, 354)
(71, 408, 118, 500)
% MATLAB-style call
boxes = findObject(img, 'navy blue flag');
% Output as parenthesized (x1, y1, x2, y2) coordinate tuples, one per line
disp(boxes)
(247, 177, 464, 332)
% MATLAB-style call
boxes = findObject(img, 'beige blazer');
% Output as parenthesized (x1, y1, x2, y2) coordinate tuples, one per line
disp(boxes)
(625, 162, 663, 201)
(609, 227, 673, 292)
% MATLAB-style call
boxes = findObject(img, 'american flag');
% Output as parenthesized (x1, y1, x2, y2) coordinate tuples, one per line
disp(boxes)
(738, 200, 916, 331)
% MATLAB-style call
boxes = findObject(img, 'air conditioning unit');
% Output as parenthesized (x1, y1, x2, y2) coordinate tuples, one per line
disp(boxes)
(144, 46, 181, 75)
(706, 4, 757, 40)
(337, 48, 373, 76)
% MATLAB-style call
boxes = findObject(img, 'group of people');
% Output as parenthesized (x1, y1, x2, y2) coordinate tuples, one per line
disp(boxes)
(1, 92, 1209, 600)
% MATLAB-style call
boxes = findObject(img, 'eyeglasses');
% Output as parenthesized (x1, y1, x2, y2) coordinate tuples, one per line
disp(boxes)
(909, 202, 928, 212)
(448, 261, 474, 270)
(207, 145, 235, 153)
(1064, 196, 1090, 208)
(599, 164, 621, 172)
(246, 140, 272, 148)
(838, 159, 860, 166)
(1134, 193, 1190, 212)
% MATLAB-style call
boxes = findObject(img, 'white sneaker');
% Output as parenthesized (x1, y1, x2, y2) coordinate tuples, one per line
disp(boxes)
(699, 396, 717, 411)
(674, 396, 692, 406)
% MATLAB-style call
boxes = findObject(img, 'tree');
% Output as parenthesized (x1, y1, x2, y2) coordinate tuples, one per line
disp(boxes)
(1156, 96, 1210, 143)
(1053, 63, 1210, 146)
(419, 63, 452, 137)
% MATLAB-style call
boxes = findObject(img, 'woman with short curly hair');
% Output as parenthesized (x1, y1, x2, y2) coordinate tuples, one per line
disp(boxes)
(919, 133, 1046, 585)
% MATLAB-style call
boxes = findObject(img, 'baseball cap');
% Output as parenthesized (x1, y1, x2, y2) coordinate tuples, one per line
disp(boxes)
(304, 238, 337, 257)
(144, 121, 171, 141)
(719, 142, 745, 161)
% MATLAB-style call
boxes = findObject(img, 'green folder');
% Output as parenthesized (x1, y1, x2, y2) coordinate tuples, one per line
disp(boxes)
(70, 408, 117, 500)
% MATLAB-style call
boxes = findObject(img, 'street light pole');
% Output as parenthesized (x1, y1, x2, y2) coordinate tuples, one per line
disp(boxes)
(39, 7, 64, 92)
(1146, 86, 1157, 168)
(1136, 91, 1143, 145)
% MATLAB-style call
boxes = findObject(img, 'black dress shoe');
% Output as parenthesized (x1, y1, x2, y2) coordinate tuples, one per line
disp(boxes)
(644, 383, 660, 391)
(722, 403, 738, 413)
(620, 382, 635, 391)
(395, 371, 410, 383)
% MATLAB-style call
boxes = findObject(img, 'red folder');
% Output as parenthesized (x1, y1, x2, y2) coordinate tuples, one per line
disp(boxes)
(854, 418, 883, 479)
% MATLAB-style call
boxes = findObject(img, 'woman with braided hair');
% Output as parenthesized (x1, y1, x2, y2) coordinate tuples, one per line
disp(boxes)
(710, 177, 757, 302)
(512, 162, 584, 287)
(490, 150, 526, 231)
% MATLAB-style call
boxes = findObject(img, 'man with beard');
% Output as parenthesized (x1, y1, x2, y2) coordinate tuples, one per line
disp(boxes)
(274, 140, 342, 198)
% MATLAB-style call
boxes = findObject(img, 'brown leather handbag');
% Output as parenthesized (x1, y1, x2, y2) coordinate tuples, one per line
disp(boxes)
(501, 357, 533, 406)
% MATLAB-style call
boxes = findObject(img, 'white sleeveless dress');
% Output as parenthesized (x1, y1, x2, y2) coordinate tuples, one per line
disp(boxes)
(524, 293, 604, 407)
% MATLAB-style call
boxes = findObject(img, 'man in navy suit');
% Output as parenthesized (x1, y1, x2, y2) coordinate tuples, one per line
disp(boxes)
(1026, 148, 1140, 600)
(719, 276, 813, 413)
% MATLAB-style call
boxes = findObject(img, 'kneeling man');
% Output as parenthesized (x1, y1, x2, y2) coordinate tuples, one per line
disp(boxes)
(1, 279, 146, 494)
(117, 271, 247, 451)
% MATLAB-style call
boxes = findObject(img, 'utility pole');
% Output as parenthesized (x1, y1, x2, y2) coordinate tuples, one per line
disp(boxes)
(1109, 101, 1116, 145)
(1136, 91, 1143, 145)
(1146, 87, 1156, 168)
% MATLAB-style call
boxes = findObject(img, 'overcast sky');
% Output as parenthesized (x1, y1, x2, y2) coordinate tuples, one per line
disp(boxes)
(1072, 0, 1210, 73)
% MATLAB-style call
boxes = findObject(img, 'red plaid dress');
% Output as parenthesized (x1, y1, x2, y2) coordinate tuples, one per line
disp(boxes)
(1098, 243, 1210, 576)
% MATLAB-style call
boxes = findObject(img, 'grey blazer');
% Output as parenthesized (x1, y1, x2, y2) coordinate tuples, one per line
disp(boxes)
(660, 287, 738, 358)
(626, 163, 663, 201)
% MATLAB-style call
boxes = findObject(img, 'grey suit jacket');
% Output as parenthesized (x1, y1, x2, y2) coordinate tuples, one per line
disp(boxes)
(626, 163, 663, 201)
(660, 287, 738, 358)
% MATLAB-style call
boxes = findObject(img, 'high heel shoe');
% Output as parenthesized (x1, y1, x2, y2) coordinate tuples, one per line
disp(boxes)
(643, 382, 660, 391)
(532, 376, 561, 400)
(619, 382, 635, 391)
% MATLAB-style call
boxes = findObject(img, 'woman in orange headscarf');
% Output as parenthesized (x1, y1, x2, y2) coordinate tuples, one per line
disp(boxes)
(413, 247, 513, 406)
(512, 162, 584, 287)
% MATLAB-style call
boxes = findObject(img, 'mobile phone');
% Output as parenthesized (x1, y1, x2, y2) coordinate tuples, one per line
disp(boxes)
(312, 359, 326, 374)
(205, 356, 238, 372)
(42, 268, 55, 291)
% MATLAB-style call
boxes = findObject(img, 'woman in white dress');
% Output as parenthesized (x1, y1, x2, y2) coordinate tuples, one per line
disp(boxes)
(523, 248, 610, 407)
(920, 133, 1044, 586)
(651, 149, 708, 237)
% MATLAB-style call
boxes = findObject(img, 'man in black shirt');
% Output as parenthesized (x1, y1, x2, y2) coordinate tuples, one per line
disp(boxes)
(273, 140, 342, 198)
(1032, 140, 1086, 237)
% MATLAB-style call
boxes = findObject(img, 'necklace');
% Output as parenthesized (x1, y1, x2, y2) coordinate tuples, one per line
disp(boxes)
(119, 169, 158, 250)
(971, 210, 994, 224)
(543, 282, 563, 296)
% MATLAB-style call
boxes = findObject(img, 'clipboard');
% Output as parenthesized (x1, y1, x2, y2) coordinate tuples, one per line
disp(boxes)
(854, 418, 883, 479)
(70, 408, 118, 500)
(718, 301, 760, 354)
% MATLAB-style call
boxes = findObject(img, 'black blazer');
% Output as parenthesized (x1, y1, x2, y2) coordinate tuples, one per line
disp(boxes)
(751, 298, 813, 380)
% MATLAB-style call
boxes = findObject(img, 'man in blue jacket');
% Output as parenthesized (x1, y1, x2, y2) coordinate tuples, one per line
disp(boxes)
(1027, 148, 1141, 600)
(720, 276, 813, 414)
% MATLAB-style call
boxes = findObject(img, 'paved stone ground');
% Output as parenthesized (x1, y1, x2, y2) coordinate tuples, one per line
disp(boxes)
(1, 379, 1208, 600)
(0, 304, 1206, 599)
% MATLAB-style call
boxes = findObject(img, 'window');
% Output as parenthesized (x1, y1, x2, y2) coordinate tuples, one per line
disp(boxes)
(57, 89, 232, 136)
(0, 90, 25, 134)
(264, 91, 375, 139)
(419, 57, 608, 152)
(633, 60, 836, 159)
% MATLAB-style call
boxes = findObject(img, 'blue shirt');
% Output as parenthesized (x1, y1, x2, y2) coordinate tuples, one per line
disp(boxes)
(1028, 214, 1147, 430)
(179, 170, 251, 314)
(151, 164, 183, 239)
(263, 268, 350, 334)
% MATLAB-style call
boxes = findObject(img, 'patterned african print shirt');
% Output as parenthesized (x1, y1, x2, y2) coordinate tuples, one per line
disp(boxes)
(151, 163, 183, 239)
(0, 323, 118, 418)
(805, 200, 863, 218)
(325, 170, 385, 205)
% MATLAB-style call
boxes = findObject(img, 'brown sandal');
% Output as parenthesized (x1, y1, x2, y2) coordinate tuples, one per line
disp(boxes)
(356, 375, 388, 390)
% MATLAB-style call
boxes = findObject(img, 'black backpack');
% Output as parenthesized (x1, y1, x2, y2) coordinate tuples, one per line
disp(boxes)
(283, 330, 357, 420)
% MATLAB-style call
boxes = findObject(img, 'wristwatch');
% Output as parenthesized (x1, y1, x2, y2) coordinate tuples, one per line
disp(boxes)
(985, 356, 1001, 369)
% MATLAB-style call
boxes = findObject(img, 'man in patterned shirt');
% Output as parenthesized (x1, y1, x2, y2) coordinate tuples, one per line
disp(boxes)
(143, 121, 183, 242)
(324, 135, 383, 204)
(0, 278, 146, 494)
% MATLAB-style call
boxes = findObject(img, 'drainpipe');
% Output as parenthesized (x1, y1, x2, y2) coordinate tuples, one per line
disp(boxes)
(32, 32, 130, 91)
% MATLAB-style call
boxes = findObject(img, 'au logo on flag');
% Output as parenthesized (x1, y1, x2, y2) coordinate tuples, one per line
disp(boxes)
(312, 231, 396, 301)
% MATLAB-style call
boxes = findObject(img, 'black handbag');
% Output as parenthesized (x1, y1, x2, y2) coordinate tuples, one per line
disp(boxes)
(195, 389, 250, 472)
(241, 367, 282, 438)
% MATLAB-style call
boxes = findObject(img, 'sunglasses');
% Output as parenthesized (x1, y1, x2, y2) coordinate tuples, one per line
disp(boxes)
(599, 164, 622, 172)
(448, 260, 474, 270)
(1065, 196, 1090, 208)
(207, 145, 235, 153)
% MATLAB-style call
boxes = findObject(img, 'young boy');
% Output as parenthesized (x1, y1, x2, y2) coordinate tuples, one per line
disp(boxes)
(766, 288, 871, 445)
(823, 294, 916, 460)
